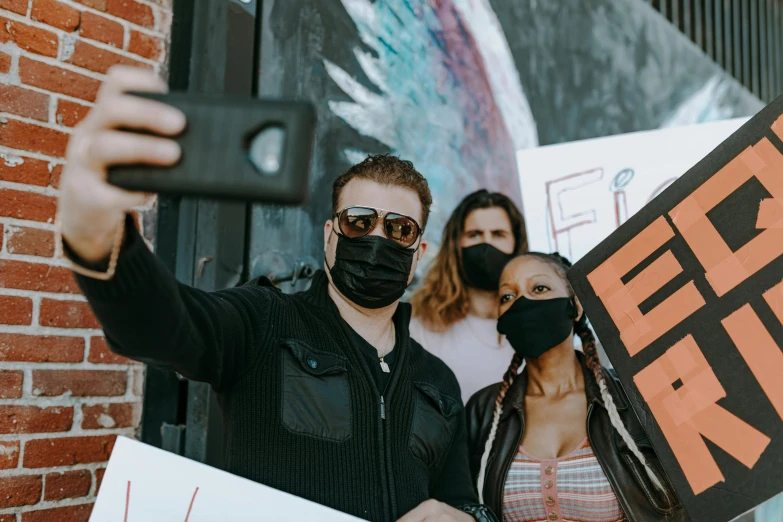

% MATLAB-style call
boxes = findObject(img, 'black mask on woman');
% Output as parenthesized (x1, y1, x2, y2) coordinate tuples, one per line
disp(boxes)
(461, 243, 514, 291)
(328, 233, 415, 309)
(497, 296, 578, 359)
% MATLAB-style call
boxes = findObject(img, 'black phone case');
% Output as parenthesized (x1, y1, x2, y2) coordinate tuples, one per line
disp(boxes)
(107, 92, 316, 205)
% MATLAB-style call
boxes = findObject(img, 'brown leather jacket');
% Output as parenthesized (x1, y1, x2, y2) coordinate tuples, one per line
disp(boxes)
(465, 352, 690, 522)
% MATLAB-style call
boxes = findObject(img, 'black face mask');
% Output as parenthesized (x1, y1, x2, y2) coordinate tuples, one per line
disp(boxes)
(461, 243, 514, 291)
(327, 233, 415, 309)
(497, 296, 578, 359)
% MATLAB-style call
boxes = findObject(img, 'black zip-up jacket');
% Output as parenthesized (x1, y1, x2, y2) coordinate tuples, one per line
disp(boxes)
(70, 219, 491, 521)
(466, 351, 690, 522)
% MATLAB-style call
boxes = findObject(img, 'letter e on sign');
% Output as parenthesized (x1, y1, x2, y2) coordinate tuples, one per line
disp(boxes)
(586, 217, 705, 356)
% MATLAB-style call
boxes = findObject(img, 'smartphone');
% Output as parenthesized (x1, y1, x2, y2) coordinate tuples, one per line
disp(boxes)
(107, 92, 317, 205)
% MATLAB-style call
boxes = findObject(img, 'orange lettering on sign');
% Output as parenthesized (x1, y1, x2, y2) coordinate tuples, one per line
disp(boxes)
(722, 302, 783, 421)
(669, 137, 783, 297)
(586, 217, 705, 356)
(634, 335, 771, 495)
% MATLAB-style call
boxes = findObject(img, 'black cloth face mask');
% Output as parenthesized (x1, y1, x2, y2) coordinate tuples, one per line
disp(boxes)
(497, 296, 578, 359)
(461, 243, 514, 291)
(327, 233, 415, 309)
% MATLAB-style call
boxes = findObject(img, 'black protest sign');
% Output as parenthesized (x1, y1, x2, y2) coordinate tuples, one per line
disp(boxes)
(567, 97, 783, 522)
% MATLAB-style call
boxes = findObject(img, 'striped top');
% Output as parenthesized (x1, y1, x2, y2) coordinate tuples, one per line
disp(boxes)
(502, 437, 625, 522)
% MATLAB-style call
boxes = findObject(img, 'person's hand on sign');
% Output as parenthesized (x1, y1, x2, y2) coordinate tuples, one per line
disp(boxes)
(58, 66, 186, 264)
(396, 499, 476, 522)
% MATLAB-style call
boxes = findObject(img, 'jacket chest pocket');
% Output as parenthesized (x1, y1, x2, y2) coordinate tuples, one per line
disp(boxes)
(280, 339, 352, 442)
(409, 382, 460, 469)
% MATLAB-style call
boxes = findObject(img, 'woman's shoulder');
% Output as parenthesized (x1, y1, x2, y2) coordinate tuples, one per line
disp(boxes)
(464, 382, 503, 441)
(465, 382, 503, 413)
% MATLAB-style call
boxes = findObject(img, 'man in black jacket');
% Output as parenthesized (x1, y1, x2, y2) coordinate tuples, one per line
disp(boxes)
(56, 67, 495, 522)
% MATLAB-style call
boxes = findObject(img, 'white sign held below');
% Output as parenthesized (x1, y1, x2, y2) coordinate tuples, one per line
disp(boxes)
(90, 436, 362, 522)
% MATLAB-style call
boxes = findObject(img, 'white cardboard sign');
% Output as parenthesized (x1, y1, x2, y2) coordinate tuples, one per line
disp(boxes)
(517, 118, 748, 264)
(89, 436, 363, 522)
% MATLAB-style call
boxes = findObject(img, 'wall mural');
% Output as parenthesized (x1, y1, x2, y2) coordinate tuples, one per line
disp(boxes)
(252, 0, 759, 277)
(311, 0, 762, 273)
(323, 0, 537, 244)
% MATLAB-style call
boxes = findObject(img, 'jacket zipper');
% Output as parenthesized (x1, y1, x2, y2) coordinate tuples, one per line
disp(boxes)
(376, 393, 391, 522)
(586, 402, 633, 521)
(380, 393, 397, 521)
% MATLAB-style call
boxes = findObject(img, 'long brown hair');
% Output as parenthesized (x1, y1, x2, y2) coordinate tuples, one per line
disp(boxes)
(476, 253, 666, 502)
(410, 190, 527, 331)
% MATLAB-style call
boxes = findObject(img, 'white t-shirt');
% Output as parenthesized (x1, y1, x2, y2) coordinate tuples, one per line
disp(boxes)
(409, 314, 517, 404)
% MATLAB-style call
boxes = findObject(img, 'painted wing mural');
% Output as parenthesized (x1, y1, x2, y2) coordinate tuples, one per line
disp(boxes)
(659, 75, 741, 128)
(323, 0, 538, 247)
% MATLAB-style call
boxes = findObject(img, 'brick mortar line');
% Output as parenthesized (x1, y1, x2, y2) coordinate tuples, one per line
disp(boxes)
(0, 424, 136, 436)
(0, 361, 138, 371)
(0, 325, 104, 336)
(0, 177, 60, 196)
(47, 90, 56, 127)
(0, 251, 74, 266)
(0, 396, 143, 406)
(1, 387, 143, 402)
(0, 252, 62, 264)
(0, 288, 86, 300)
(0, 461, 109, 479)
(2, 462, 111, 475)
(0, 427, 136, 443)
(30, 294, 40, 328)
(0, 219, 57, 232)
(0, 499, 98, 516)
(0, 112, 73, 137)
(22, 367, 33, 398)
(14, 391, 147, 405)
(0, 253, 73, 268)
(0, 145, 65, 165)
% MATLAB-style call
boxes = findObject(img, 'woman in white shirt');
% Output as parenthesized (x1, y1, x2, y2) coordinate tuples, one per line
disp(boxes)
(409, 190, 527, 403)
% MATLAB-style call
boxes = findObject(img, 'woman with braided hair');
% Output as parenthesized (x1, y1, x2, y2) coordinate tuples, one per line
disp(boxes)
(465, 252, 688, 522)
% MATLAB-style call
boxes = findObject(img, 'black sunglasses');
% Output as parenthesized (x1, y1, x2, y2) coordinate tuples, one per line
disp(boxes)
(334, 206, 422, 248)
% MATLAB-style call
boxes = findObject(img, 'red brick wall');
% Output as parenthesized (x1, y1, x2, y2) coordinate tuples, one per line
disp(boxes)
(0, 0, 170, 519)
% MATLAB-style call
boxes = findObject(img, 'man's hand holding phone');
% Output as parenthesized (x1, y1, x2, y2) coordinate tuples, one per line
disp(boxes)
(58, 66, 186, 263)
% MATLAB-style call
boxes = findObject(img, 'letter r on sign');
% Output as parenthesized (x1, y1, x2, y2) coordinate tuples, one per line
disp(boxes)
(634, 336, 770, 495)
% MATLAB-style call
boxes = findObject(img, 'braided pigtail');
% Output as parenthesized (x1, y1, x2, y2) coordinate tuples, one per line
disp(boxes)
(576, 319, 666, 494)
(477, 353, 522, 503)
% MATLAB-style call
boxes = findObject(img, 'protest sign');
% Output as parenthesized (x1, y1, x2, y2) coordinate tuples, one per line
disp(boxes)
(89, 436, 362, 522)
(567, 97, 783, 522)
(517, 118, 747, 264)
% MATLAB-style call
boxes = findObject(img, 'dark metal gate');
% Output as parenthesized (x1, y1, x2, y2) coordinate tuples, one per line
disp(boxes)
(140, 0, 259, 468)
